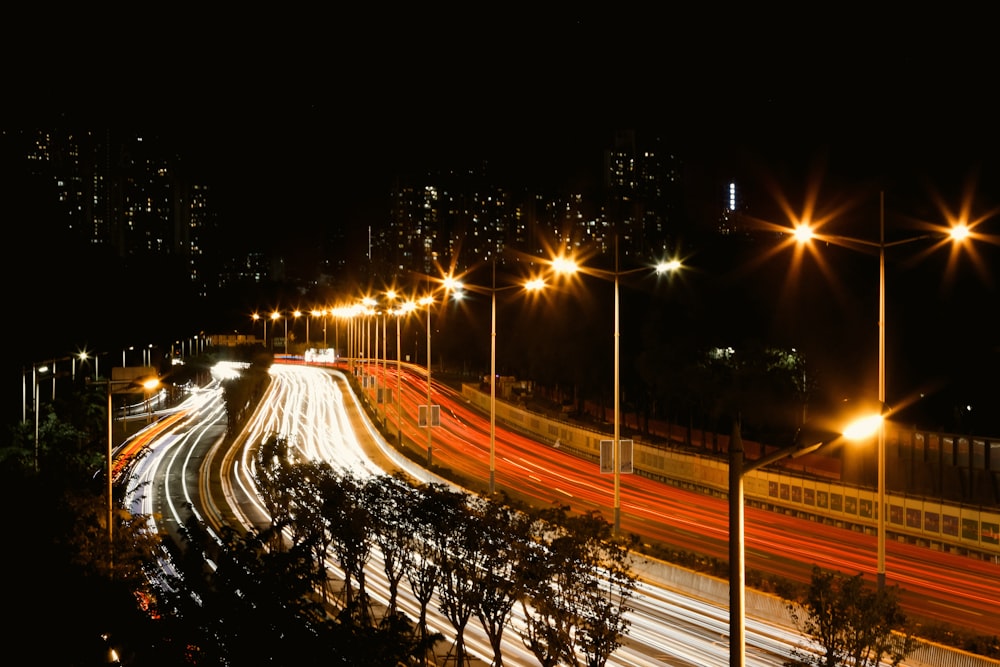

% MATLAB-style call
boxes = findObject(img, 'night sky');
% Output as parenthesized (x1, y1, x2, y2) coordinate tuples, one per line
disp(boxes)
(10, 11, 997, 245)
(6, 11, 1000, 432)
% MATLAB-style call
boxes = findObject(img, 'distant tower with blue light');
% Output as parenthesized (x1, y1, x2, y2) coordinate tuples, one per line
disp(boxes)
(717, 180, 745, 235)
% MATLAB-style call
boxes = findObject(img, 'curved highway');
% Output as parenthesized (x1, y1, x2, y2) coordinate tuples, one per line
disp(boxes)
(369, 362, 1000, 639)
(127, 361, 801, 666)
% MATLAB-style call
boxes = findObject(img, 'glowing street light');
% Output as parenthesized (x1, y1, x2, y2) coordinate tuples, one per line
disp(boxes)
(269, 311, 282, 353)
(415, 275, 462, 467)
(549, 241, 682, 534)
(419, 294, 436, 466)
(103, 373, 159, 577)
(729, 418, 841, 667)
(452, 261, 546, 494)
(843, 413, 883, 441)
(788, 190, 975, 591)
(294, 310, 304, 350)
(395, 299, 417, 448)
(311, 309, 326, 348)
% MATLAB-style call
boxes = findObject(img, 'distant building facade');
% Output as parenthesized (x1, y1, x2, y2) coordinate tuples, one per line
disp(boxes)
(12, 127, 733, 293)
(13, 128, 224, 295)
(371, 130, 689, 281)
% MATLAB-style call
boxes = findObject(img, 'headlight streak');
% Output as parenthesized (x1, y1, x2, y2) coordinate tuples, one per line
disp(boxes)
(131, 361, 801, 666)
(123, 378, 231, 588)
(261, 364, 793, 666)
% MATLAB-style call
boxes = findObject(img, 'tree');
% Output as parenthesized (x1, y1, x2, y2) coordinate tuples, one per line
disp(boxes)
(288, 460, 336, 601)
(560, 510, 637, 667)
(474, 492, 534, 667)
(435, 487, 482, 667)
(403, 482, 450, 658)
(169, 519, 342, 666)
(518, 506, 637, 667)
(254, 432, 296, 551)
(786, 566, 917, 667)
(365, 472, 415, 617)
(321, 469, 374, 621)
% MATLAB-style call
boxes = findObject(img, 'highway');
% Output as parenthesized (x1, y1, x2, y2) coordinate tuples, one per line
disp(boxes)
(124, 361, 802, 666)
(368, 361, 1000, 639)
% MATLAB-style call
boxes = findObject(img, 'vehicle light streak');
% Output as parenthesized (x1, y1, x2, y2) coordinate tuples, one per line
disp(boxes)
(131, 361, 995, 665)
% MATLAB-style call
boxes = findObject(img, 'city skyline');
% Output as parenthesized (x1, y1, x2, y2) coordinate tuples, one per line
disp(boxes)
(7, 12, 1000, 438)
(7, 114, 1000, 432)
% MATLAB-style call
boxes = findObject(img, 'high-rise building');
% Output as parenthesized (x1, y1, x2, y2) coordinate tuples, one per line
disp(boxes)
(14, 128, 221, 293)
(374, 130, 687, 282)
(379, 164, 522, 277)
(717, 179, 747, 236)
(603, 130, 683, 259)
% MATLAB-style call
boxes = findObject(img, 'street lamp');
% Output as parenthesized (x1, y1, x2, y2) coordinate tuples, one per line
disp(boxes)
(395, 299, 417, 449)
(269, 311, 281, 352)
(361, 297, 378, 397)
(454, 260, 545, 494)
(311, 309, 325, 348)
(550, 243, 682, 534)
(416, 275, 462, 467)
(73, 350, 88, 381)
(343, 304, 361, 373)
(102, 373, 160, 577)
(728, 419, 834, 667)
(285, 312, 292, 355)
(419, 294, 436, 465)
(381, 302, 389, 426)
(32, 362, 53, 471)
(789, 191, 972, 590)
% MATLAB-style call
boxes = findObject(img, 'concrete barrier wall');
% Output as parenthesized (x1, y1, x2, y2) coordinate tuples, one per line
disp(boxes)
(632, 554, 1000, 667)
(461, 385, 1000, 559)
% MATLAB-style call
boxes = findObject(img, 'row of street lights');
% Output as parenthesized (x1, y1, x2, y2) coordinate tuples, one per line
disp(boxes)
(252, 309, 334, 354)
(281, 248, 684, 509)
(251, 192, 985, 667)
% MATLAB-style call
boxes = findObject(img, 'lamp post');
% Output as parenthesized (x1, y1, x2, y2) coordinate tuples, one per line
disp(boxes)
(269, 311, 281, 352)
(294, 310, 304, 350)
(74, 350, 88, 381)
(729, 419, 830, 667)
(381, 305, 389, 425)
(353, 305, 362, 372)
(468, 262, 546, 494)
(395, 307, 403, 443)
(551, 244, 681, 534)
(32, 363, 51, 471)
(361, 297, 377, 399)
(420, 295, 435, 465)
(395, 300, 417, 449)
(790, 191, 971, 590)
(339, 307, 352, 370)
(415, 276, 462, 467)
(103, 374, 160, 577)
(311, 309, 324, 348)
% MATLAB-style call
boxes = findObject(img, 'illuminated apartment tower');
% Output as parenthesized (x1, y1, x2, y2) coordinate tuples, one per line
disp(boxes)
(717, 180, 745, 235)
(604, 130, 682, 259)
(381, 164, 521, 277)
(19, 128, 217, 292)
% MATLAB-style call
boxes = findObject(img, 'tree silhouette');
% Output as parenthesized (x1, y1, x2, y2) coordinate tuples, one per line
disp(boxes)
(365, 471, 414, 616)
(473, 492, 534, 667)
(436, 487, 482, 666)
(786, 565, 917, 667)
(518, 506, 637, 667)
